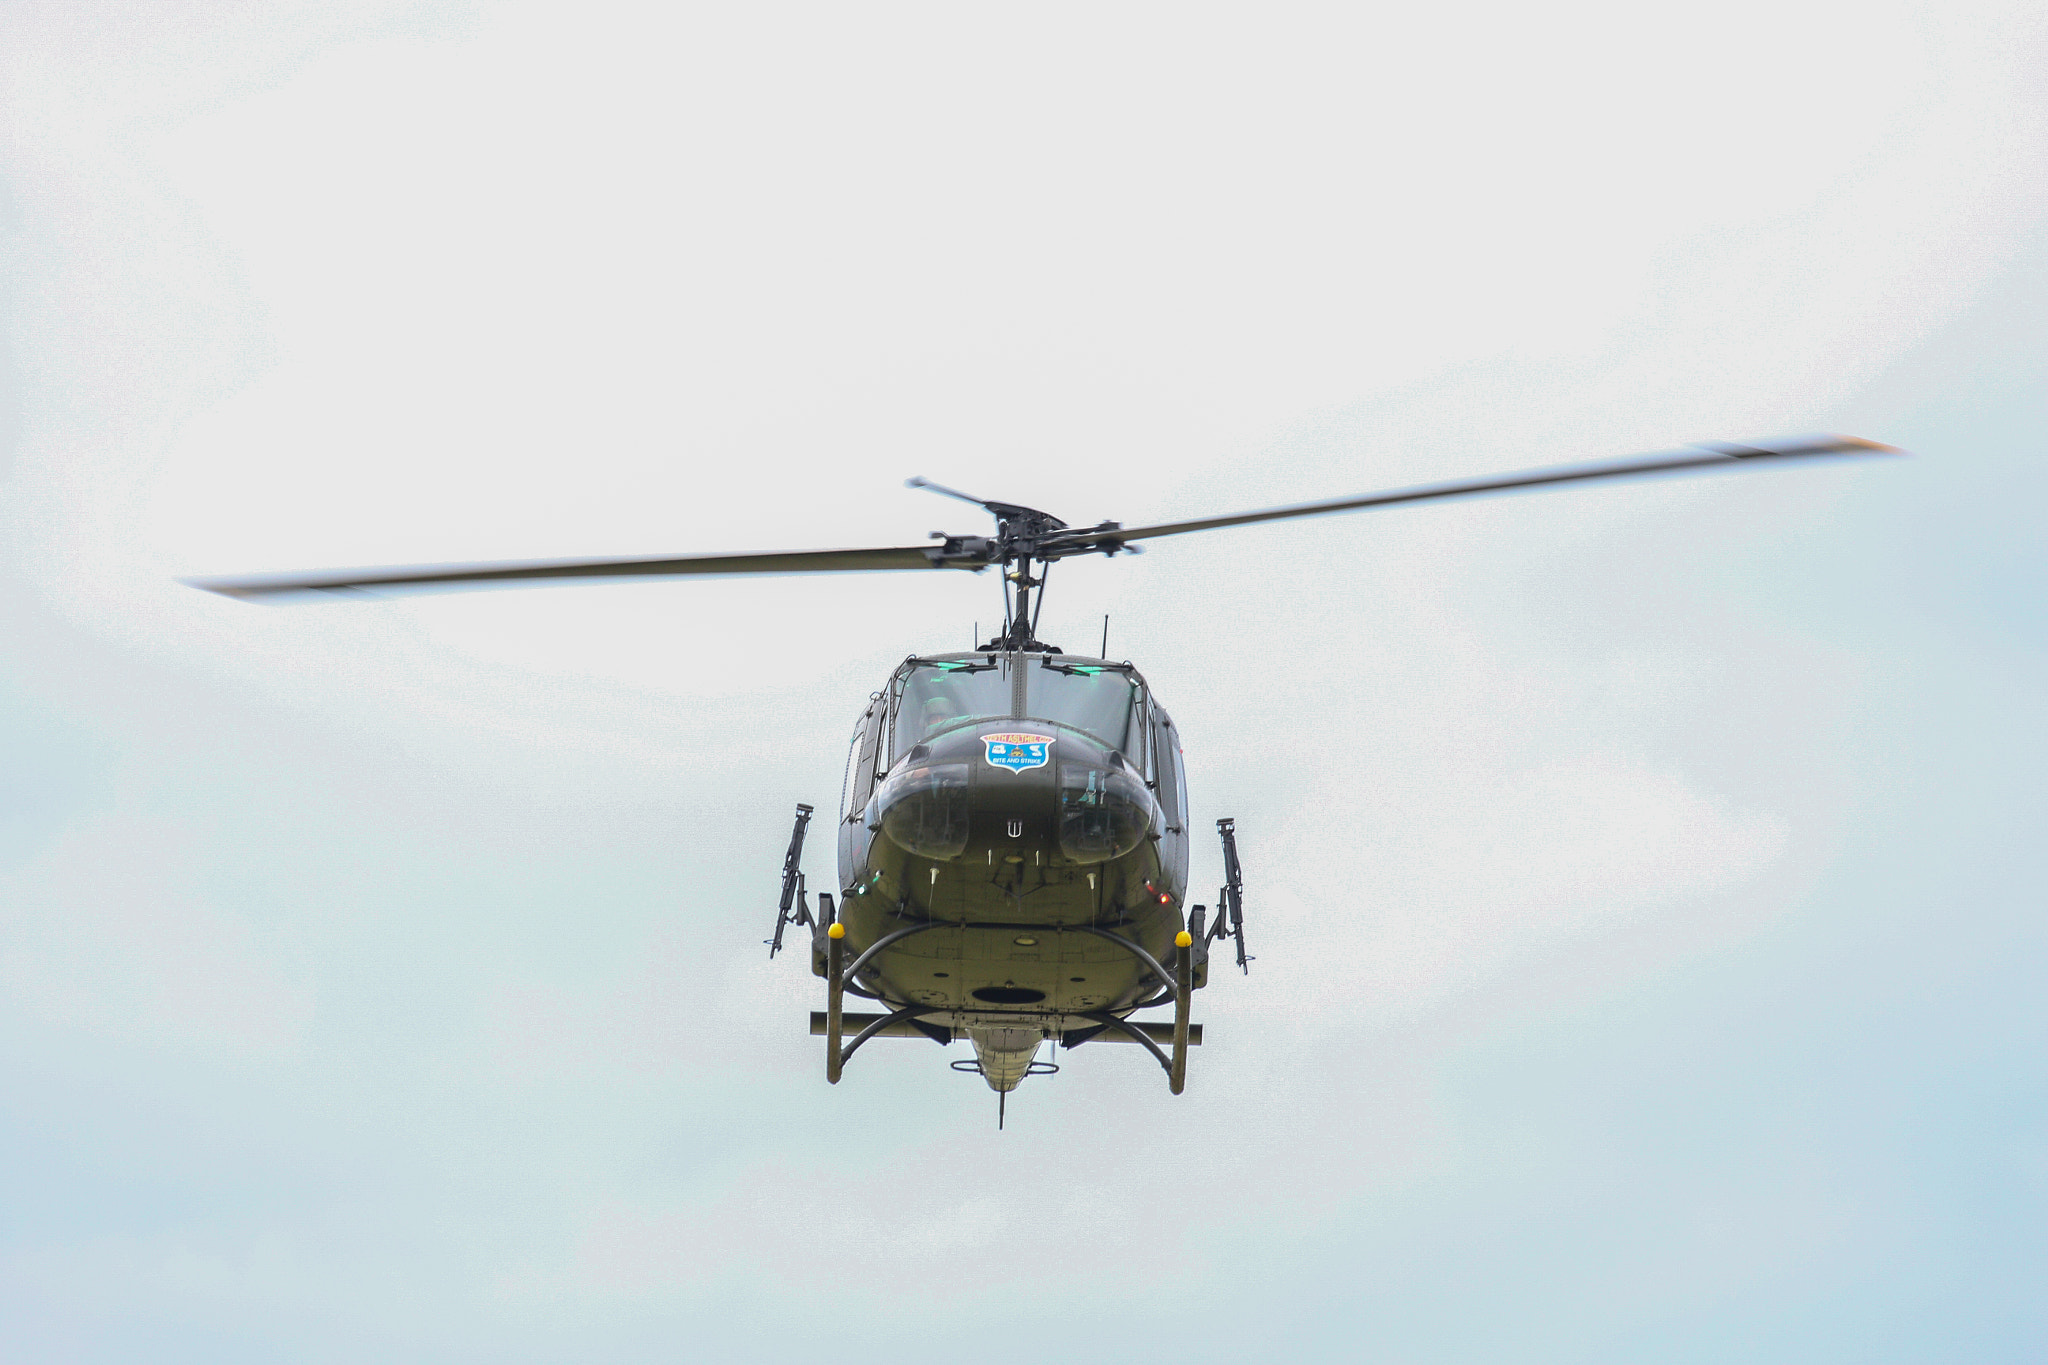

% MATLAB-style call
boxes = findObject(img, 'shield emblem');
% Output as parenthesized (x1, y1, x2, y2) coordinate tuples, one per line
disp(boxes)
(982, 732, 1054, 774)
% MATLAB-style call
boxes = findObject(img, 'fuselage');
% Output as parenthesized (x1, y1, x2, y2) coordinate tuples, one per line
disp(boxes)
(821, 650, 1201, 1087)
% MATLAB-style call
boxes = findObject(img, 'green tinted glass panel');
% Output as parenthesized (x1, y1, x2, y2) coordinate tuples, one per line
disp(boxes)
(1025, 667, 1142, 756)
(895, 662, 1012, 759)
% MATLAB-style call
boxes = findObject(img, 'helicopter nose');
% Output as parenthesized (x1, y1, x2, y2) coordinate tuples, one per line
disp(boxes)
(974, 729, 1159, 855)
(879, 724, 1152, 864)
(871, 726, 1056, 860)
(965, 729, 1061, 855)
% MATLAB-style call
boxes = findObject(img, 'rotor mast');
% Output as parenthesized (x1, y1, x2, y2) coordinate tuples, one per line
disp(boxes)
(907, 476, 1135, 653)
(999, 552, 1046, 651)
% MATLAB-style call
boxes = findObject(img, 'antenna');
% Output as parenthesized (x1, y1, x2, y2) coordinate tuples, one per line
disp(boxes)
(1101, 614, 1109, 657)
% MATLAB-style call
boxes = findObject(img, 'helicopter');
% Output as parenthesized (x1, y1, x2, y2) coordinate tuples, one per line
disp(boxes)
(192, 434, 1895, 1124)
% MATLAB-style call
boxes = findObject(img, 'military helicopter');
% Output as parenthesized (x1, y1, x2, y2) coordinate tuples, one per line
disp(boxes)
(192, 434, 1895, 1124)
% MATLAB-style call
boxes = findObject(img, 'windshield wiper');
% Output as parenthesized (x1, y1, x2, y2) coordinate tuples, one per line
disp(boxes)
(1038, 658, 1132, 678)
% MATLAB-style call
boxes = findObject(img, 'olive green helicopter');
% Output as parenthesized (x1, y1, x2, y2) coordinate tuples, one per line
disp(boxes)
(192, 434, 1895, 1126)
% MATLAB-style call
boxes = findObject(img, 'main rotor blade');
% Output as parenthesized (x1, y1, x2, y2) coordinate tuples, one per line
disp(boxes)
(188, 543, 974, 602)
(1087, 435, 1898, 547)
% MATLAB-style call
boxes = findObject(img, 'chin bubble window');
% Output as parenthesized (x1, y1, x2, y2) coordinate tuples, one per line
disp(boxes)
(873, 761, 972, 859)
(1056, 762, 1156, 863)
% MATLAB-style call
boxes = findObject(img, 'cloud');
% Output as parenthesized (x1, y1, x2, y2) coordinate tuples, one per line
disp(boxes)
(1, 1, 2043, 1360)
(1, 812, 314, 1056)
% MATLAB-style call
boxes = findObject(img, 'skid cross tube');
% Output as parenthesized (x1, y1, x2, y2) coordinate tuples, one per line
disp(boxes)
(1070, 925, 1177, 995)
(1170, 934, 1193, 1094)
(839, 1004, 942, 1067)
(824, 905, 844, 1084)
(836, 1013, 1202, 1045)
(838, 919, 950, 985)
(1077, 1011, 1174, 1074)
(820, 918, 1183, 1089)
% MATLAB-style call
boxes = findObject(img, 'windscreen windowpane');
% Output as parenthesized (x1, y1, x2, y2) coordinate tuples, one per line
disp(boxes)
(892, 661, 1014, 762)
(1025, 666, 1146, 765)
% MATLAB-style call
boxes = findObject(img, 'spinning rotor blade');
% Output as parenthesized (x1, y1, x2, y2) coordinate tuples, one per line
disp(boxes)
(190, 435, 1898, 604)
(188, 543, 977, 601)
(1083, 435, 1897, 548)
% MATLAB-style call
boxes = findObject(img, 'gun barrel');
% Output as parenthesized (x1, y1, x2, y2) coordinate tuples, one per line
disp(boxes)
(768, 803, 816, 957)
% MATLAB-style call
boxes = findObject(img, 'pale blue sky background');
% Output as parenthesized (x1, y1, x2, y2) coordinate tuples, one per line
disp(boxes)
(2, 2, 2044, 1360)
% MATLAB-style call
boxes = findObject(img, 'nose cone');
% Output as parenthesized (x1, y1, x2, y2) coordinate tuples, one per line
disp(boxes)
(963, 725, 1063, 850)
(883, 724, 1069, 859)
(876, 723, 1156, 866)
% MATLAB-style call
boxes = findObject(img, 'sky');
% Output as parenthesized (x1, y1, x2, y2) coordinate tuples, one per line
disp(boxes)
(2, 2, 2044, 1360)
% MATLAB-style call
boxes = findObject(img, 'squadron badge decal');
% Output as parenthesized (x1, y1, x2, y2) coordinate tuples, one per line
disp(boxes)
(982, 733, 1054, 774)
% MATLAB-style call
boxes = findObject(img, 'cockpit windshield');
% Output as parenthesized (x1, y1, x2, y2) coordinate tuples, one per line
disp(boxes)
(891, 657, 1148, 765)
(1026, 664, 1144, 759)
(895, 660, 1011, 759)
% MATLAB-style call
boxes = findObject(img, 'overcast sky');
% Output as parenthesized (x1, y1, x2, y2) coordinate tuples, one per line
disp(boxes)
(3, 2, 2044, 1360)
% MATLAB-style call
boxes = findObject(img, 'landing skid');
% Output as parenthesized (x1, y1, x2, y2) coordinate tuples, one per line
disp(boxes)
(774, 804, 1250, 1101)
(810, 927, 1203, 1094)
